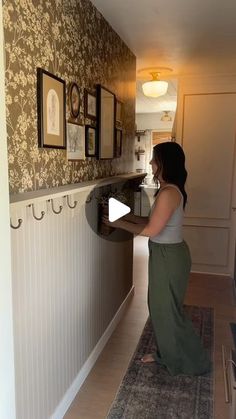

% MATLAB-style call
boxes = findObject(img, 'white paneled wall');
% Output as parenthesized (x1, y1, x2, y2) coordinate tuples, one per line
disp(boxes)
(11, 190, 133, 419)
(136, 112, 175, 131)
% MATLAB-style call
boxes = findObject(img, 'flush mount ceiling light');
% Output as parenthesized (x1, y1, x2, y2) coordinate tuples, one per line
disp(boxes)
(161, 110, 172, 122)
(138, 67, 172, 98)
(142, 73, 168, 98)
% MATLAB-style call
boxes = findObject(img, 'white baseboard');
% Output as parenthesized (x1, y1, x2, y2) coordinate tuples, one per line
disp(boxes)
(50, 285, 135, 419)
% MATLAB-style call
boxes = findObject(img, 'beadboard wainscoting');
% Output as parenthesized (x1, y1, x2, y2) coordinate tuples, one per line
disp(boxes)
(10, 175, 142, 419)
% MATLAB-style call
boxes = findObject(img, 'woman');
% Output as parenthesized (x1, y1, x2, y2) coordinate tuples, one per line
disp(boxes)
(103, 141, 211, 376)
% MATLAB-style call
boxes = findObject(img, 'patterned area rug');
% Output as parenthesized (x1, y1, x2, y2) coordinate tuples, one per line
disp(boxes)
(107, 305, 214, 419)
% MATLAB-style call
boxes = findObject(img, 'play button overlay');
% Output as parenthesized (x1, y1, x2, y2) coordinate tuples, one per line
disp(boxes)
(84, 176, 149, 242)
(108, 198, 130, 222)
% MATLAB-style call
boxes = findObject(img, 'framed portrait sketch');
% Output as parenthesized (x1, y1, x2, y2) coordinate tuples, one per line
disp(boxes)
(115, 128, 122, 157)
(116, 99, 123, 125)
(85, 125, 97, 157)
(84, 89, 97, 120)
(68, 82, 80, 118)
(66, 122, 85, 160)
(37, 68, 66, 149)
(97, 84, 115, 159)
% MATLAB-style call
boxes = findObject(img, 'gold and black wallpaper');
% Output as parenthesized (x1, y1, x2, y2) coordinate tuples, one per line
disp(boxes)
(3, 0, 136, 194)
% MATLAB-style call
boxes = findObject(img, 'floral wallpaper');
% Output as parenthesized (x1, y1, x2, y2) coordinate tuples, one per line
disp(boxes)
(3, 0, 136, 194)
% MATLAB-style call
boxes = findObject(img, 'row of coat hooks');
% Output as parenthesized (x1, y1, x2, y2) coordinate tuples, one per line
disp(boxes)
(10, 193, 94, 230)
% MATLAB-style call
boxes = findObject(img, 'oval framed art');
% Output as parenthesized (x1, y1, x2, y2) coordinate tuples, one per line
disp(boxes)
(68, 82, 80, 118)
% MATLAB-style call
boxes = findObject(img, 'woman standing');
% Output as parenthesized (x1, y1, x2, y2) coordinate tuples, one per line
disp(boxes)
(103, 141, 211, 376)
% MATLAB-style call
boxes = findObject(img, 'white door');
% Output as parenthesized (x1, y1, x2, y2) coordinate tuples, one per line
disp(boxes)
(179, 92, 236, 275)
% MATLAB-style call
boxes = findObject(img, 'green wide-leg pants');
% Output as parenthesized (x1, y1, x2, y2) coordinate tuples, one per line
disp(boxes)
(148, 239, 211, 376)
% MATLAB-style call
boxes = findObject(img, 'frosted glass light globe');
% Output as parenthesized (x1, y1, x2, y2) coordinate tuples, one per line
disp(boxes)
(142, 80, 168, 98)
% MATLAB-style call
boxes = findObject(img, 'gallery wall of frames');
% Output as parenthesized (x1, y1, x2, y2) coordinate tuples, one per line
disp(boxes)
(3, 0, 136, 194)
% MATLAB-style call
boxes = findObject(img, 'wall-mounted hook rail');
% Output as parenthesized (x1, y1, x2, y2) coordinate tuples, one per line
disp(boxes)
(135, 146, 145, 161)
(28, 204, 45, 220)
(85, 190, 95, 204)
(64, 195, 78, 209)
(85, 191, 95, 204)
(10, 218, 23, 229)
(48, 199, 63, 214)
(85, 196, 92, 204)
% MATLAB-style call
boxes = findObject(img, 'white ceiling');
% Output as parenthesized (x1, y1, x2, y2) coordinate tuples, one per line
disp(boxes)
(90, 0, 236, 112)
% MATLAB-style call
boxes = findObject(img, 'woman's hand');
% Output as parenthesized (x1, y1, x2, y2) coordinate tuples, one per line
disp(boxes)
(102, 214, 112, 226)
(102, 215, 123, 229)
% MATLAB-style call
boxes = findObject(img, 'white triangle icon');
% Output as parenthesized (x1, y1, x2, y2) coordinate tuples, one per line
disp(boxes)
(108, 198, 130, 222)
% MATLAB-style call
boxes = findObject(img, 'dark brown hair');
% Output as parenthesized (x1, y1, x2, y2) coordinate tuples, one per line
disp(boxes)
(152, 142, 188, 208)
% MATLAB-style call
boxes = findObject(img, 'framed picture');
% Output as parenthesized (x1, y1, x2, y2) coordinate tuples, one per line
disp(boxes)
(84, 89, 96, 120)
(115, 128, 122, 157)
(37, 68, 66, 149)
(116, 99, 123, 125)
(97, 84, 115, 159)
(66, 122, 85, 160)
(68, 82, 80, 118)
(85, 125, 97, 157)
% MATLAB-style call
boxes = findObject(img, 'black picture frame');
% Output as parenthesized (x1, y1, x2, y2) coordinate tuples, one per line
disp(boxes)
(68, 82, 80, 118)
(96, 84, 115, 159)
(85, 125, 97, 157)
(84, 89, 97, 120)
(115, 99, 123, 125)
(37, 68, 66, 149)
(115, 128, 122, 157)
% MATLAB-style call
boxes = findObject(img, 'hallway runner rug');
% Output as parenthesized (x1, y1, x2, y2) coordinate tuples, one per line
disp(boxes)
(107, 305, 214, 419)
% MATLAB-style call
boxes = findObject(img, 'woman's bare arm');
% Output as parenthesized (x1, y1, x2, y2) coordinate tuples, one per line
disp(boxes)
(123, 213, 149, 224)
(103, 188, 181, 237)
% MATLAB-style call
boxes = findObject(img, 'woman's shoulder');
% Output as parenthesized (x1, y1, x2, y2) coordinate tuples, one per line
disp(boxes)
(160, 183, 181, 193)
(157, 184, 182, 205)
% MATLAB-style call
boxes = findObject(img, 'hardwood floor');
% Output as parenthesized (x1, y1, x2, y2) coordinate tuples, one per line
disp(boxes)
(64, 237, 236, 419)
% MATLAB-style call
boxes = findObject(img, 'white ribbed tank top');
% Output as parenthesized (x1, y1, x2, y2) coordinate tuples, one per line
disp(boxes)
(150, 184, 184, 244)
